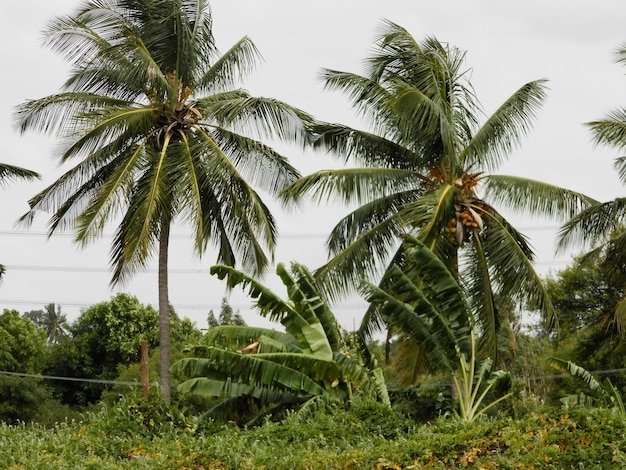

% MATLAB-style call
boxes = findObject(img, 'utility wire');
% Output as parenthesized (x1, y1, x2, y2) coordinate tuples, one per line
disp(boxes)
(2, 367, 624, 388)
(0, 370, 156, 387)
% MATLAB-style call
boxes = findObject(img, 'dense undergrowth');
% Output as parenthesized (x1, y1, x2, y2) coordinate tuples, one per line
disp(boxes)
(2, 395, 626, 469)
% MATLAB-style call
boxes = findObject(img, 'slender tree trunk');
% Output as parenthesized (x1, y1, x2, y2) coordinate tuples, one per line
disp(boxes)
(159, 219, 171, 403)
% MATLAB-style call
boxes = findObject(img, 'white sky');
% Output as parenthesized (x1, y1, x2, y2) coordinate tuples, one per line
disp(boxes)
(1, 0, 625, 330)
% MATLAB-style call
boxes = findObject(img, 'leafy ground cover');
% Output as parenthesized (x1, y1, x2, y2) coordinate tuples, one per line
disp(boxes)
(1, 397, 626, 469)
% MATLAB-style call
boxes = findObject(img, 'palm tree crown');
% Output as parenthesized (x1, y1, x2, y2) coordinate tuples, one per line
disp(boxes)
(14, 0, 312, 401)
(282, 21, 592, 357)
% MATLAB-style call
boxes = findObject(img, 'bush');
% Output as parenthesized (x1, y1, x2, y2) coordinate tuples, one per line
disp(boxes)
(390, 383, 453, 422)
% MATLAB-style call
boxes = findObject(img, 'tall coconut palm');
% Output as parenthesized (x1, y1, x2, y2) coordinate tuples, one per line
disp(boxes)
(0, 163, 40, 283)
(558, 46, 626, 337)
(14, 0, 311, 401)
(282, 21, 592, 359)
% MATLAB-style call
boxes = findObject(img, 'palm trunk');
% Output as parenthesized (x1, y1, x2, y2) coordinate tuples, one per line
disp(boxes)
(159, 219, 171, 403)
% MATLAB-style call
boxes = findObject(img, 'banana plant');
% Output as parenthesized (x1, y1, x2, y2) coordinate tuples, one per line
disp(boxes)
(172, 262, 389, 424)
(361, 234, 511, 423)
(549, 357, 626, 416)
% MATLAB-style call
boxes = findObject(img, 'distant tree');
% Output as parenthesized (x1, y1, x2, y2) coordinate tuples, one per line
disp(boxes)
(207, 297, 246, 328)
(71, 293, 159, 371)
(44, 293, 159, 406)
(545, 251, 626, 338)
(0, 309, 49, 423)
(542, 251, 626, 394)
(0, 310, 46, 373)
(44, 294, 202, 407)
(22, 309, 44, 327)
(24, 304, 69, 344)
(218, 297, 246, 326)
(207, 311, 219, 329)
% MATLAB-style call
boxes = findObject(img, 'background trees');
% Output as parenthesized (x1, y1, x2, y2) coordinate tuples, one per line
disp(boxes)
(15, 0, 311, 401)
(24, 303, 69, 344)
(207, 297, 246, 328)
(0, 310, 49, 423)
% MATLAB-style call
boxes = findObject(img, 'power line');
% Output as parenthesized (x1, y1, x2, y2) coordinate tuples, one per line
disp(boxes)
(5, 265, 211, 274)
(2, 367, 624, 389)
(0, 298, 369, 312)
(0, 226, 563, 240)
(0, 230, 332, 240)
(0, 370, 156, 387)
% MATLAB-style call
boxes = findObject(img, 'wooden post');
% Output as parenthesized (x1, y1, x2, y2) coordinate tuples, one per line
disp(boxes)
(141, 340, 149, 398)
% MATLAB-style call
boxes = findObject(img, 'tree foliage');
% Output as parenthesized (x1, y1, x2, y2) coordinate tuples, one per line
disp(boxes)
(282, 21, 592, 359)
(0, 310, 49, 423)
(15, 0, 311, 402)
(23, 304, 69, 344)
(173, 263, 388, 425)
(362, 236, 511, 422)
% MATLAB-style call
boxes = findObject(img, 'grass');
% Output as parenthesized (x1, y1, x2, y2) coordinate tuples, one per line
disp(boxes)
(1, 397, 626, 469)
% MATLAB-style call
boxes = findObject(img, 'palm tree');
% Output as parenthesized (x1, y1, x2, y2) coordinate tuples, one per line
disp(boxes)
(14, 0, 311, 401)
(172, 262, 388, 425)
(282, 21, 592, 359)
(41, 303, 70, 344)
(557, 47, 626, 337)
(0, 163, 40, 283)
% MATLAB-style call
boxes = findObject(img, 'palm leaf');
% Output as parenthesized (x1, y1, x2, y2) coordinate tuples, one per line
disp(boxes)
(480, 209, 556, 328)
(482, 175, 597, 221)
(557, 198, 626, 253)
(306, 121, 420, 168)
(462, 80, 548, 172)
(0, 164, 39, 186)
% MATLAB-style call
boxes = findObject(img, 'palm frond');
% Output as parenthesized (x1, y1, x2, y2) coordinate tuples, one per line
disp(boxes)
(198, 94, 312, 144)
(482, 209, 556, 328)
(0, 164, 40, 186)
(482, 175, 597, 221)
(196, 36, 260, 92)
(320, 70, 397, 134)
(462, 235, 499, 361)
(314, 215, 405, 301)
(462, 80, 548, 171)
(204, 127, 301, 194)
(557, 198, 626, 253)
(587, 109, 626, 151)
(281, 168, 423, 207)
(306, 121, 421, 168)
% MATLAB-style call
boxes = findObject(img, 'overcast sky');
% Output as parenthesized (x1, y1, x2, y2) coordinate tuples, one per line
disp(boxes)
(1, 0, 626, 330)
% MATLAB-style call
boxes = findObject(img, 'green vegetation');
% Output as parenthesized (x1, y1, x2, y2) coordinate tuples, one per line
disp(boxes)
(173, 263, 388, 425)
(6, 0, 626, 467)
(2, 396, 626, 469)
(15, 0, 311, 402)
